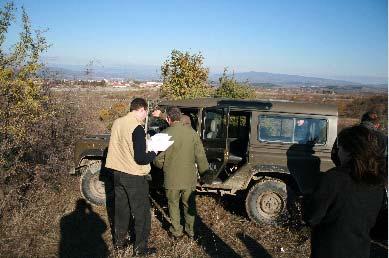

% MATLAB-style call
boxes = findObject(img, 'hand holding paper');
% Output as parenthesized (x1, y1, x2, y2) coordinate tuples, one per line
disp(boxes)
(147, 133, 174, 152)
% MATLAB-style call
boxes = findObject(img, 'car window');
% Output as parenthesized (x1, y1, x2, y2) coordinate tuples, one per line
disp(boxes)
(258, 115, 327, 144)
(228, 113, 248, 139)
(203, 109, 224, 139)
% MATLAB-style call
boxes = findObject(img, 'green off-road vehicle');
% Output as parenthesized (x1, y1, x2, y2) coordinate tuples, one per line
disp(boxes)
(70, 98, 337, 225)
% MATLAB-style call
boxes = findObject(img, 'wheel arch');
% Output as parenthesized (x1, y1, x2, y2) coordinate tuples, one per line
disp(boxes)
(75, 150, 106, 175)
(245, 164, 300, 195)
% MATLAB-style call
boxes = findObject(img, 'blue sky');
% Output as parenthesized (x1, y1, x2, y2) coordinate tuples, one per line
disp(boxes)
(3, 0, 388, 79)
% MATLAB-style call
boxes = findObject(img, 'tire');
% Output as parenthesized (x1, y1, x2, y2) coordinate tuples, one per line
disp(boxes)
(245, 178, 291, 226)
(80, 161, 113, 206)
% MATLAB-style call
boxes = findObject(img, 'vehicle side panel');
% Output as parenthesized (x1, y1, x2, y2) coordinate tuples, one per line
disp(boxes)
(248, 112, 337, 194)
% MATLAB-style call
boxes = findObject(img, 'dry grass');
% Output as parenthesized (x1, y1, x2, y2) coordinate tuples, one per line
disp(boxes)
(0, 174, 311, 258)
(0, 178, 385, 257)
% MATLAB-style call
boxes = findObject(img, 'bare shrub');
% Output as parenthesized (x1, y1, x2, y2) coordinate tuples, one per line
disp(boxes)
(0, 89, 85, 217)
(343, 94, 388, 130)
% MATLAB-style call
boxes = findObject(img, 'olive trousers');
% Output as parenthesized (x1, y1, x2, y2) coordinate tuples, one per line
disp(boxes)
(165, 188, 196, 237)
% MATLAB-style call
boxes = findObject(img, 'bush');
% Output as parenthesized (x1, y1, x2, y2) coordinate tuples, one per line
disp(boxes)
(99, 102, 128, 130)
(0, 3, 84, 215)
(214, 68, 256, 99)
(0, 2, 49, 172)
(161, 49, 212, 100)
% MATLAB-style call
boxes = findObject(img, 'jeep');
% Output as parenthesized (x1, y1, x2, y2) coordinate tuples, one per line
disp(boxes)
(70, 98, 337, 225)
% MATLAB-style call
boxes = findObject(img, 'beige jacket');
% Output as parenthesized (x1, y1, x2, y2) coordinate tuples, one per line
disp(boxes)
(105, 112, 150, 175)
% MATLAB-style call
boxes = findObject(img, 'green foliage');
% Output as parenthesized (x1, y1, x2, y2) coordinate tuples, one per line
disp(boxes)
(160, 49, 211, 100)
(214, 68, 256, 99)
(0, 2, 49, 169)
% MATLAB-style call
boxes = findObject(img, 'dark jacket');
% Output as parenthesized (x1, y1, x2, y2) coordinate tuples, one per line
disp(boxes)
(304, 167, 385, 258)
(154, 122, 209, 189)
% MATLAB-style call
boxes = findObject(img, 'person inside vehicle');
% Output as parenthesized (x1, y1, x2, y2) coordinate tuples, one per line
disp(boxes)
(304, 124, 387, 258)
(294, 119, 309, 143)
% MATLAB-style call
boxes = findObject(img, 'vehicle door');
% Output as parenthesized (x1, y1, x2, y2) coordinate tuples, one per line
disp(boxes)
(201, 107, 229, 173)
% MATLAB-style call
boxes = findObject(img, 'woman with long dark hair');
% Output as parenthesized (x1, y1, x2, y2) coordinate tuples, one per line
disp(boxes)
(305, 125, 387, 258)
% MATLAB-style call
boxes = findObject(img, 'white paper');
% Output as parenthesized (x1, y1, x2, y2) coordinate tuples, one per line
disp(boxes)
(147, 133, 174, 152)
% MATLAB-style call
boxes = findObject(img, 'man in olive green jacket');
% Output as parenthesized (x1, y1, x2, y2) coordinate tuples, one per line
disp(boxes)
(154, 107, 209, 239)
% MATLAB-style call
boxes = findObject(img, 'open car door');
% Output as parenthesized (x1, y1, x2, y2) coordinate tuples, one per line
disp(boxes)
(201, 107, 229, 178)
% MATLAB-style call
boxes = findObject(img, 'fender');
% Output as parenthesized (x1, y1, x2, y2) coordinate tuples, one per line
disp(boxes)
(240, 164, 292, 190)
(215, 163, 292, 191)
(251, 164, 290, 176)
(71, 149, 106, 175)
(78, 149, 106, 164)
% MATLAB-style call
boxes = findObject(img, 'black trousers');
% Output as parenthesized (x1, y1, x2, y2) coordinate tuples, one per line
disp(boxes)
(113, 170, 151, 251)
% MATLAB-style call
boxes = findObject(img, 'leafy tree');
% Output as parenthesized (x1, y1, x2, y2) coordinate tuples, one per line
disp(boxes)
(0, 2, 49, 169)
(160, 49, 211, 100)
(214, 68, 256, 99)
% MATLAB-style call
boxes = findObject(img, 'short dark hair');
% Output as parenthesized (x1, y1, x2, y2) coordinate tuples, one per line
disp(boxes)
(338, 125, 386, 185)
(167, 106, 181, 122)
(361, 111, 379, 124)
(130, 98, 147, 111)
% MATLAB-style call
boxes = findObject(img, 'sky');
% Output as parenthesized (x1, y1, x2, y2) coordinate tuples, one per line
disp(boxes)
(3, 0, 388, 80)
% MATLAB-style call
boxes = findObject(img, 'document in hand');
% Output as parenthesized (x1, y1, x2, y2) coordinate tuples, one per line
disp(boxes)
(147, 133, 174, 152)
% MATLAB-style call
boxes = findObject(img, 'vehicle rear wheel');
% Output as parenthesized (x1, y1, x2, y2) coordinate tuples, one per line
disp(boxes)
(80, 161, 113, 206)
(245, 178, 291, 225)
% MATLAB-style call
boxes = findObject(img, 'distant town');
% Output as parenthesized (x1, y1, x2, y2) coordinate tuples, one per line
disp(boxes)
(43, 77, 386, 95)
(43, 78, 163, 92)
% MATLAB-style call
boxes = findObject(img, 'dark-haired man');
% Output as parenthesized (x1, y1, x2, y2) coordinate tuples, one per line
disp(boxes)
(154, 107, 209, 239)
(106, 98, 157, 256)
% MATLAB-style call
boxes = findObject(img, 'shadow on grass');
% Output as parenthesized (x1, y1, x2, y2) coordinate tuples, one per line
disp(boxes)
(217, 193, 248, 218)
(150, 190, 241, 258)
(237, 233, 272, 258)
(195, 216, 241, 258)
(150, 189, 171, 232)
(59, 199, 108, 258)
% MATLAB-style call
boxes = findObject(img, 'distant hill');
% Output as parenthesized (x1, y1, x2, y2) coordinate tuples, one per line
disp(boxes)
(210, 71, 369, 87)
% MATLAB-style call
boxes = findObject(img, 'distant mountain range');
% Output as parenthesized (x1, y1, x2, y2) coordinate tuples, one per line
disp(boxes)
(44, 63, 387, 88)
(210, 71, 387, 88)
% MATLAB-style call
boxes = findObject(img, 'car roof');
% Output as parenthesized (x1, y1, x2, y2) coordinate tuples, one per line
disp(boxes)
(157, 98, 338, 116)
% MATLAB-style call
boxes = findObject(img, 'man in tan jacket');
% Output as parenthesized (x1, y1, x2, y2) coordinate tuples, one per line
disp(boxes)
(105, 98, 157, 256)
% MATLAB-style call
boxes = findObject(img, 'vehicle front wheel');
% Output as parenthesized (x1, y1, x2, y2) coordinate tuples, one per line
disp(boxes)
(80, 161, 113, 206)
(245, 178, 292, 226)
